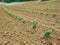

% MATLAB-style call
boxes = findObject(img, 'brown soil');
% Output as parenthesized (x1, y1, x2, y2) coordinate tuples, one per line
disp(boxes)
(0, 1, 60, 45)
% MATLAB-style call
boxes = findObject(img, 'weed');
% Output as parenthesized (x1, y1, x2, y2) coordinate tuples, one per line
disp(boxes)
(32, 18, 38, 29)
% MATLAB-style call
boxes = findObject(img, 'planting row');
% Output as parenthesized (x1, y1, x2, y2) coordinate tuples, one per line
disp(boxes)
(7, 5, 60, 13)
(4, 6, 60, 28)
(2, 7, 40, 29)
(2, 7, 60, 39)
(4, 6, 60, 32)
(2, 7, 26, 24)
(6, 6, 60, 23)
(5, 6, 60, 18)
(1, 7, 53, 38)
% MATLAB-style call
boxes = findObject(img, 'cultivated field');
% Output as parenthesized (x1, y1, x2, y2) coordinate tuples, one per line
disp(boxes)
(0, 1, 60, 45)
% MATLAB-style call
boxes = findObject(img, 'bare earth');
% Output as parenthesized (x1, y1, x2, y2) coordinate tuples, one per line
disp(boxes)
(0, 1, 60, 45)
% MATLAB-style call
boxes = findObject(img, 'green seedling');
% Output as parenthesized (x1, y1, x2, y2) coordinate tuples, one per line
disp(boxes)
(46, 13, 48, 15)
(15, 16, 18, 19)
(41, 12, 43, 15)
(21, 19, 26, 24)
(32, 18, 38, 29)
(3, 8, 15, 18)
(18, 18, 22, 21)
(4, 10, 14, 17)
(47, 8, 49, 10)
(44, 30, 52, 37)
(53, 13, 56, 17)
(18, 17, 23, 21)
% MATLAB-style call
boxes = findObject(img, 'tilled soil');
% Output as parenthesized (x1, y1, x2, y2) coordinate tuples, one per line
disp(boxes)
(0, 1, 60, 45)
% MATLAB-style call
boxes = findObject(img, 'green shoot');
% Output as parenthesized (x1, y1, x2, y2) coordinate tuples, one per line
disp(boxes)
(53, 13, 56, 17)
(44, 29, 52, 37)
(18, 17, 23, 21)
(32, 18, 38, 29)
(46, 13, 48, 16)
(47, 8, 49, 10)
(41, 12, 43, 15)
(21, 19, 26, 24)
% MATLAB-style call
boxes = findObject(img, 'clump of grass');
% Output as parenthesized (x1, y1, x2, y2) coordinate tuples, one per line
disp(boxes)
(32, 18, 38, 29)
(53, 13, 56, 17)
(44, 29, 52, 37)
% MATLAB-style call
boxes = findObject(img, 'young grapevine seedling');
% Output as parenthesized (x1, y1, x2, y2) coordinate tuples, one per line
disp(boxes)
(44, 30, 52, 37)
(21, 19, 26, 24)
(53, 13, 56, 17)
(32, 18, 38, 29)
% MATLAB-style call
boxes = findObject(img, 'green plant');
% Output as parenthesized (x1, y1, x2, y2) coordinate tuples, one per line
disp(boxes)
(44, 30, 52, 37)
(47, 8, 49, 10)
(17, 16, 23, 21)
(32, 18, 38, 29)
(18, 18, 22, 21)
(46, 13, 48, 15)
(41, 12, 43, 15)
(3, 8, 14, 17)
(53, 13, 56, 17)
(15, 16, 18, 19)
(21, 19, 26, 24)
